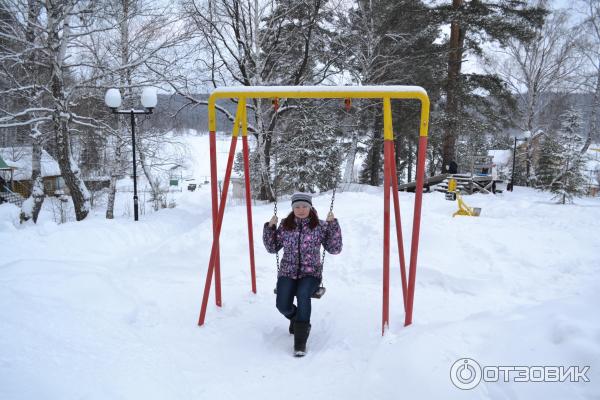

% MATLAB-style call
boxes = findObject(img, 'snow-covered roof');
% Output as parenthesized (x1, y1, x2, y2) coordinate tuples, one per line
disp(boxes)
(0, 154, 14, 170)
(586, 144, 600, 173)
(488, 149, 512, 166)
(0, 147, 61, 180)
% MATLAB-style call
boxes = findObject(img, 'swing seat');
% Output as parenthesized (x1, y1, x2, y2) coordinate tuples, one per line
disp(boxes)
(313, 286, 326, 299)
(273, 285, 326, 299)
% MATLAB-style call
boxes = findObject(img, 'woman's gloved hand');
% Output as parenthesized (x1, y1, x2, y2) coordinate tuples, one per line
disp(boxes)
(268, 215, 278, 227)
(326, 211, 335, 222)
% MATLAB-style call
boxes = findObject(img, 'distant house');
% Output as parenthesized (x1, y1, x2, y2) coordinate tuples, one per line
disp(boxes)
(0, 153, 16, 190)
(488, 149, 512, 180)
(0, 147, 67, 197)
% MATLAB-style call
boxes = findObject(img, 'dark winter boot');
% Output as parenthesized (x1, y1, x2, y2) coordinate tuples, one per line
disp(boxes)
(293, 321, 311, 357)
(287, 306, 297, 335)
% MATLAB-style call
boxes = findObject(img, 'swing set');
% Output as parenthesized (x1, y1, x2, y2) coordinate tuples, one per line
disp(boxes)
(197, 86, 430, 335)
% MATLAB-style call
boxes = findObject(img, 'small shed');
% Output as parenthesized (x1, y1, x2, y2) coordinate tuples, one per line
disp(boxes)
(0, 154, 16, 190)
(0, 147, 66, 197)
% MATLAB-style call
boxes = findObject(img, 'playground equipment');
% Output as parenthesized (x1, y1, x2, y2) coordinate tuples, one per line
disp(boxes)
(400, 155, 504, 194)
(435, 155, 503, 195)
(197, 86, 430, 335)
(397, 173, 448, 192)
(446, 178, 481, 217)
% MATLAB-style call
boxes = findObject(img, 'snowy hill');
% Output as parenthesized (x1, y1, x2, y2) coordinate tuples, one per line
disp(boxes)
(0, 133, 599, 400)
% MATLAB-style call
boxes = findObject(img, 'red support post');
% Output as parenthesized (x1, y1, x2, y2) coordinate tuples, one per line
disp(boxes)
(389, 147, 408, 312)
(242, 134, 257, 293)
(198, 133, 239, 326)
(405, 135, 428, 326)
(382, 140, 392, 335)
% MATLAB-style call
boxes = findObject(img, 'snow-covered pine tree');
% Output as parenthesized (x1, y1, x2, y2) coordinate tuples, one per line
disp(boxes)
(358, 106, 383, 186)
(535, 134, 561, 189)
(338, 0, 445, 185)
(431, 0, 546, 168)
(550, 109, 587, 204)
(272, 100, 342, 195)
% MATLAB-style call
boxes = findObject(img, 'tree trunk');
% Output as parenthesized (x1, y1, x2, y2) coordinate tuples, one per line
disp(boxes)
(407, 138, 413, 183)
(20, 136, 45, 223)
(525, 140, 533, 186)
(29, 138, 45, 221)
(106, 133, 124, 219)
(137, 136, 162, 211)
(343, 130, 359, 183)
(442, 0, 465, 167)
(54, 114, 90, 221)
(46, 1, 90, 221)
(368, 117, 383, 186)
(581, 62, 600, 155)
(106, 0, 131, 219)
(255, 101, 275, 202)
(20, 0, 43, 223)
(106, 175, 118, 219)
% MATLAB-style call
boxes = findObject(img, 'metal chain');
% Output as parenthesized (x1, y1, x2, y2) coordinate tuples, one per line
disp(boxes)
(320, 184, 337, 267)
(273, 196, 280, 273)
(272, 104, 281, 275)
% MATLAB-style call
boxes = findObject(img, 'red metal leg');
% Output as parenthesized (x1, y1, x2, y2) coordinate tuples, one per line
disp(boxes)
(242, 135, 257, 294)
(200, 131, 218, 325)
(405, 135, 428, 326)
(210, 131, 221, 306)
(198, 135, 239, 326)
(389, 147, 408, 312)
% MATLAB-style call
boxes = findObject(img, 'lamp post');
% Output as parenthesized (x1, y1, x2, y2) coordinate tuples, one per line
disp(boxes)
(104, 87, 157, 221)
(507, 136, 527, 192)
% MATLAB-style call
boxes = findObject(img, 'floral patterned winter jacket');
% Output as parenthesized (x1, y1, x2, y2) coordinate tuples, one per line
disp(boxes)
(263, 217, 343, 279)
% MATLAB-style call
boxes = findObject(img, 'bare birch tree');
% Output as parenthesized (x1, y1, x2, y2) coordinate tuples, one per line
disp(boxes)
(169, 0, 339, 200)
(0, 0, 49, 222)
(490, 5, 582, 185)
(80, 0, 190, 216)
(577, 0, 600, 154)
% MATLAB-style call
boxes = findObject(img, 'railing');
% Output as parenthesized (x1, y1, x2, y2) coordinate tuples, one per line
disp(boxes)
(0, 186, 25, 206)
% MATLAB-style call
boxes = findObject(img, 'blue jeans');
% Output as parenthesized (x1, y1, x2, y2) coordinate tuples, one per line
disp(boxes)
(276, 276, 320, 323)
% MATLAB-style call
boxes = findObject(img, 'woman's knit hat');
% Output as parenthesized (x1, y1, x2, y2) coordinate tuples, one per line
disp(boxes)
(291, 192, 312, 208)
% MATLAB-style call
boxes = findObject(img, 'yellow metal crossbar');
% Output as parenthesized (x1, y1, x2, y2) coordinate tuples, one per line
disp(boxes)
(207, 85, 430, 140)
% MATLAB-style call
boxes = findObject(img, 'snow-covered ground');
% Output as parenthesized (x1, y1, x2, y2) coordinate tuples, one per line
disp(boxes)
(1, 134, 599, 399)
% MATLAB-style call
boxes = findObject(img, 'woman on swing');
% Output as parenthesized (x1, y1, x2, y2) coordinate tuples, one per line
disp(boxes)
(263, 192, 343, 357)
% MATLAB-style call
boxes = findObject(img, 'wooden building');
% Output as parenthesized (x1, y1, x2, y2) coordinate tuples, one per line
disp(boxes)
(0, 147, 67, 197)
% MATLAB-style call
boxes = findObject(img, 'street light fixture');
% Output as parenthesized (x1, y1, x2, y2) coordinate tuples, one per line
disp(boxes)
(104, 87, 158, 221)
(507, 136, 527, 192)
